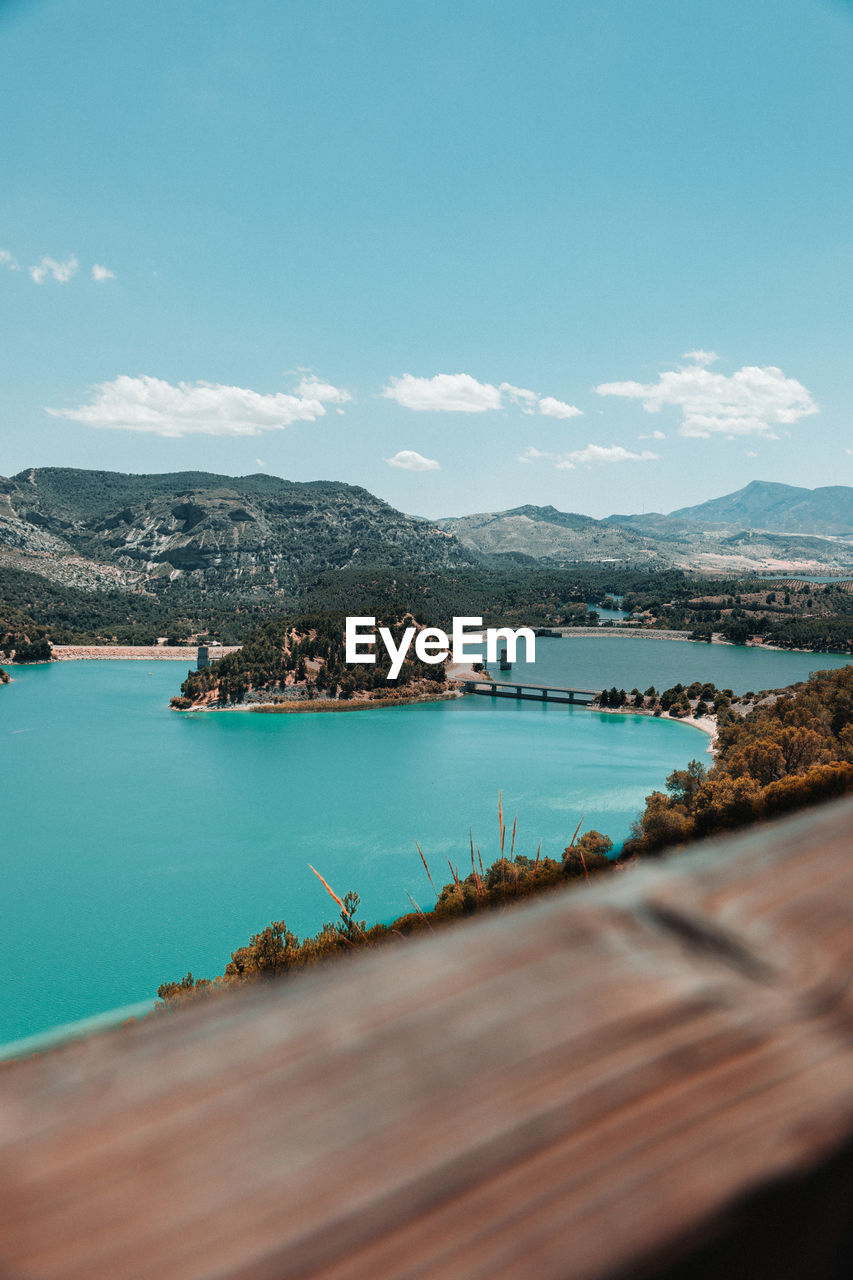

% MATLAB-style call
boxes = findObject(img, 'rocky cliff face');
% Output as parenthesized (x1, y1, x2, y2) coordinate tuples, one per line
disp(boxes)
(0, 468, 478, 597)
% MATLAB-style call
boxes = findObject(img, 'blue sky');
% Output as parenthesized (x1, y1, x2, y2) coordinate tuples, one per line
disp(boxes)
(1, 0, 851, 518)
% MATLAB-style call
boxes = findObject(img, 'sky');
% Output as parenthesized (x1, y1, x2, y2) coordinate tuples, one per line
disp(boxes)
(1, 0, 851, 519)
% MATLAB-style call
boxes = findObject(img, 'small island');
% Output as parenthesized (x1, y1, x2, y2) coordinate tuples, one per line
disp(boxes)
(171, 611, 461, 712)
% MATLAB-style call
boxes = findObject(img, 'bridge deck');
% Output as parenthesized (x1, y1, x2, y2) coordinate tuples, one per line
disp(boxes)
(463, 679, 600, 704)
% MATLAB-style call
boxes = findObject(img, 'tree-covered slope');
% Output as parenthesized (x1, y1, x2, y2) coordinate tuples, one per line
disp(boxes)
(173, 611, 449, 707)
(624, 665, 853, 855)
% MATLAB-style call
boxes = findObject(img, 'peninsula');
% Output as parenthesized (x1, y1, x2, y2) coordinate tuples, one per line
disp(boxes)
(171, 611, 468, 711)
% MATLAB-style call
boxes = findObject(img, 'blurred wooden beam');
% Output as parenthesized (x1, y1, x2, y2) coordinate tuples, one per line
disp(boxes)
(1, 798, 852, 1279)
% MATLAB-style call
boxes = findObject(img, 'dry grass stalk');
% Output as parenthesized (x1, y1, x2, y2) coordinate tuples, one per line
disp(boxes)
(498, 791, 505, 855)
(405, 891, 434, 931)
(531, 840, 542, 888)
(566, 815, 589, 885)
(510, 814, 517, 857)
(447, 859, 465, 907)
(468, 831, 485, 900)
(468, 843, 485, 902)
(308, 864, 349, 915)
(416, 842, 437, 897)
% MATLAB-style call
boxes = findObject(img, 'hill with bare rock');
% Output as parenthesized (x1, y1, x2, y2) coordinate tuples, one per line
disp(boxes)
(0, 467, 478, 599)
(437, 505, 670, 566)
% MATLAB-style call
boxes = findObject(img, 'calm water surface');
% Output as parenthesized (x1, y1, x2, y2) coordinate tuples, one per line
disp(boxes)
(2, 657, 708, 1043)
(496, 635, 851, 693)
(3, 636, 849, 1045)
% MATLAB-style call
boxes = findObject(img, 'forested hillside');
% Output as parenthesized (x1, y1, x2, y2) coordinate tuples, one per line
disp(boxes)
(624, 666, 853, 855)
(0, 467, 478, 601)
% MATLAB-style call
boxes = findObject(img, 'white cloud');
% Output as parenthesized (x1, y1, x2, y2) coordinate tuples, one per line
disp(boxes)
(255, 458, 266, 468)
(555, 444, 659, 470)
(521, 443, 658, 470)
(385, 449, 441, 471)
(91, 263, 115, 281)
(381, 371, 582, 419)
(682, 349, 718, 367)
(745, 450, 758, 458)
(294, 374, 352, 405)
(47, 373, 350, 438)
(518, 446, 549, 463)
(845, 448, 853, 457)
(639, 430, 666, 440)
(30, 255, 78, 284)
(383, 373, 502, 413)
(537, 395, 583, 420)
(499, 382, 539, 407)
(0, 249, 18, 271)
(595, 362, 817, 438)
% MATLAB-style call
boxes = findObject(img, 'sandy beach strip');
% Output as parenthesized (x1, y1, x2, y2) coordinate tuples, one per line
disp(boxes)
(50, 645, 241, 661)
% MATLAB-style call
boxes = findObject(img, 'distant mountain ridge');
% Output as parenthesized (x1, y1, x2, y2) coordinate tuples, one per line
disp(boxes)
(440, 483, 853, 573)
(0, 467, 478, 597)
(611, 481, 853, 538)
(668, 480, 853, 535)
(3, 470, 853, 600)
(436, 505, 668, 566)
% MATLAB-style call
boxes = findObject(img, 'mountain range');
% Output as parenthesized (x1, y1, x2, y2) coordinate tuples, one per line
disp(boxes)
(1, 471, 852, 602)
(440, 482, 853, 573)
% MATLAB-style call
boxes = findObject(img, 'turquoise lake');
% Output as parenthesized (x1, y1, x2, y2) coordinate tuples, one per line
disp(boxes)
(493, 635, 851, 694)
(2, 637, 850, 1046)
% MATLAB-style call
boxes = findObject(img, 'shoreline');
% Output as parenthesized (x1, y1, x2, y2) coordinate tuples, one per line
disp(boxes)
(181, 683, 468, 714)
(27, 635, 853, 662)
(177, 660, 483, 715)
(594, 702, 718, 753)
(51, 645, 239, 661)
(249, 691, 461, 713)
(546, 628, 851, 656)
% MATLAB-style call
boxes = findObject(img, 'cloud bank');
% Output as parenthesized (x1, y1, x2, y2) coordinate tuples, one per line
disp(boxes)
(91, 263, 116, 281)
(385, 449, 441, 471)
(382, 372, 582, 419)
(596, 361, 817, 438)
(48, 374, 350, 437)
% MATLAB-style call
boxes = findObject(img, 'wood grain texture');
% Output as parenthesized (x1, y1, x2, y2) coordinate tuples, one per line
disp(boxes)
(1, 798, 852, 1280)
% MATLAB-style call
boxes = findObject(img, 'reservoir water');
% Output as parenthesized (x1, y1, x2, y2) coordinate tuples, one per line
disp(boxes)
(2, 636, 849, 1045)
(495, 635, 851, 694)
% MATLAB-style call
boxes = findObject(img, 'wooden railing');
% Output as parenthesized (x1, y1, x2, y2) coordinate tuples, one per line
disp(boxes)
(1, 798, 852, 1279)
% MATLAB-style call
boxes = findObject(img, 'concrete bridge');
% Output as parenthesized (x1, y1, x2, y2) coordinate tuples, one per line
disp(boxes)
(462, 678, 600, 705)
